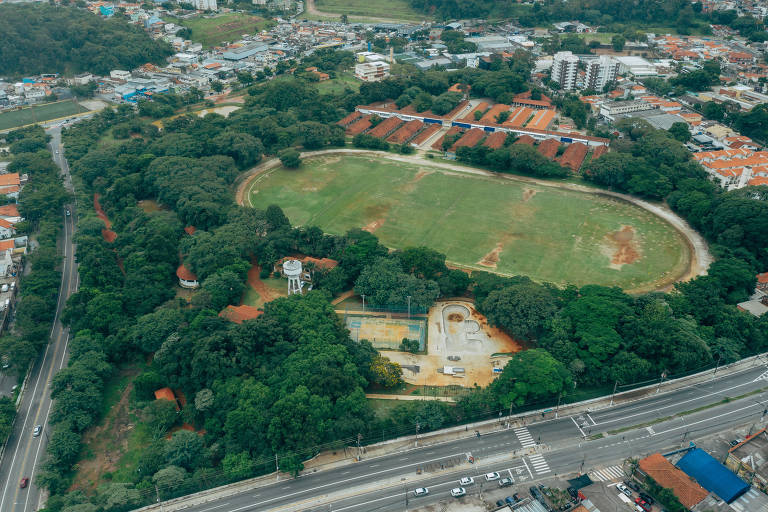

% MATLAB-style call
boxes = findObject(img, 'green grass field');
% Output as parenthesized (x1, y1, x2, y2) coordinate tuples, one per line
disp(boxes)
(314, 0, 425, 21)
(168, 13, 275, 47)
(0, 100, 87, 131)
(247, 155, 690, 291)
(316, 72, 360, 95)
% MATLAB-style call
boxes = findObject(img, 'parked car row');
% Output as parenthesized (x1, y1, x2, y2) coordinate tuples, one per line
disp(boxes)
(618, 480, 656, 512)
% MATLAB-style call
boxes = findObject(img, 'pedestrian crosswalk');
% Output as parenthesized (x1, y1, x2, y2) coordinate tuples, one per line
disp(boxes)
(528, 453, 551, 474)
(754, 369, 768, 383)
(514, 427, 536, 448)
(589, 465, 625, 482)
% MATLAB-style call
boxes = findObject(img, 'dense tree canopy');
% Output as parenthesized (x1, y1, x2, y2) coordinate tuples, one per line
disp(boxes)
(0, 4, 172, 76)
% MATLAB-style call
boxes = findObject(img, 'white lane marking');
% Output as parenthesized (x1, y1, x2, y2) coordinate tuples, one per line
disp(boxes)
(197, 503, 230, 512)
(586, 413, 596, 426)
(522, 457, 534, 479)
(241, 452, 467, 508)
(571, 416, 586, 437)
(593, 379, 762, 426)
(653, 401, 762, 435)
(331, 491, 404, 512)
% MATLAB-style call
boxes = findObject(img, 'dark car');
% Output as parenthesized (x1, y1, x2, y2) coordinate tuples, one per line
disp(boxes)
(567, 487, 578, 499)
(639, 493, 654, 504)
(513, 493, 521, 501)
(505, 496, 516, 505)
(625, 480, 641, 492)
(496, 500, 505, 507)
(530, 486, 544, 501)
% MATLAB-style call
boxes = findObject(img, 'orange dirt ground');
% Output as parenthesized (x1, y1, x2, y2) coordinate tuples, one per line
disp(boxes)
(608, 225, 640, 266)
(246, 261, 277, 303)
(93, 193, 117, 243)
(477, 242, 503, 268)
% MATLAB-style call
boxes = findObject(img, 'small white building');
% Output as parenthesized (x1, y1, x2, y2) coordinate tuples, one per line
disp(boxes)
(176, 264, 199, 289)
(354, 61, 390, 82)
(110, 70, 131, 81)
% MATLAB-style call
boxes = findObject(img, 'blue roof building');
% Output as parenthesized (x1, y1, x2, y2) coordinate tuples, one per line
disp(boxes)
(676, 449, 750, 504)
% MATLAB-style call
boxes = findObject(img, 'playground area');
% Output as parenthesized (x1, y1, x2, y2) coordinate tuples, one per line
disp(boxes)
(345, 314, 427, 351)
(385, 300, 523, 387)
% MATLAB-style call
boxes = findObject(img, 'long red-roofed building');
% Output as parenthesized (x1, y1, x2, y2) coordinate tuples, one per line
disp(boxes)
(368, 116, 404, 138)
(558, 142, 588, 172)
(482, 131, 507, 149)
(450, 128, 485, 152)
(537, 138, 560, 159)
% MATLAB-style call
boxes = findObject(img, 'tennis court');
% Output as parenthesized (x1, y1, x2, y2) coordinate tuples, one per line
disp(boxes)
(345, 315, 426, 351)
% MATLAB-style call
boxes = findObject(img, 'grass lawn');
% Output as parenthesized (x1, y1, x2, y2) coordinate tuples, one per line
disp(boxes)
(167, 13, 275, 47)
(314, 0, 425, 21)
(246, 155, 690, 292)
(316, 72, 360, 95)
(0, 100, 88, 131)
(368, 398, 402, 418)
(574, 32, 618, 44)
(240, 277, 286, 308)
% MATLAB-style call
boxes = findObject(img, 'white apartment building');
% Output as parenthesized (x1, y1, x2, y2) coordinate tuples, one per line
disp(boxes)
(598, 101, 656, 121)
(354, 61, 390, 82)
(584, 55, 618, 91)
(195, 0, 217, 10)
(551, 51, 580, 90)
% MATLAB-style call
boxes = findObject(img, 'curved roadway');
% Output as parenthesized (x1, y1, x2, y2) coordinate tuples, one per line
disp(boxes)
(236, 149, 713, 292)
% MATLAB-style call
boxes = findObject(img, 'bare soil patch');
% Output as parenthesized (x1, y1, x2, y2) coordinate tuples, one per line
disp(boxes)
(246, 261, 276, 303)
(447, 313, 464, 322)
(607, 225, 641, 267)
(477, 242, 503, 268)
(94, 193, 117, 243)
(362, 218, 386, 233)
(522, 188, 537, 202)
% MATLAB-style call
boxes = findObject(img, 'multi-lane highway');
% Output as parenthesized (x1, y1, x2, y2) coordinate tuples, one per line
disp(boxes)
(0, 126, 78, 512)
(166, 361, 768, 512)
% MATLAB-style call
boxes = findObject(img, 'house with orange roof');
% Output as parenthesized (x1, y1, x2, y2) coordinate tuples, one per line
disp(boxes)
(154, 387, 180, 411)
(637, 453, 708, 510)
(177, 264, 199, 289)
(0, 204, 22, 225)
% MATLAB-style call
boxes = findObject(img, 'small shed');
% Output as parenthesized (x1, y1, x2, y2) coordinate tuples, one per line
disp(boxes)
(677, 448, 750, 504)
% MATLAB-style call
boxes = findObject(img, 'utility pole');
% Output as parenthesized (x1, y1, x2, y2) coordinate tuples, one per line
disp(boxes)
(713, 355, 722, 380)
(357, 433, 362, 461)
(555, 392, 562, 419)
(407, 295, 411, 319)
(403, 480, 409, 512)
(655, 371, 667, 394)
(609, 380, 619, 406)
(415, 422, 420, 447)
(361, 294, 365, 312)
(275, 454, 279, 481)
(155, 485, 164, 512)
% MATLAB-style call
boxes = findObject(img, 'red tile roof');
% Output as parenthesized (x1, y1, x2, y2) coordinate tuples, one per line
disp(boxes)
(638, 454, 708, 509)
(0, 205, 19, 217)
(410, 124, 441, 145)
(482, 131, 507, 149)
(346, 115, 372, 135)
(368, 116, 403, 139)
(591, 145, 608, 161)
(387, 120, 423, 144)
(0, 174, 20, 188)
(537, 138, 560, 159)
(514, 134, 535, 146)
(0, 240, 15, 252)
(450, 128, 485, 152)
(557, 142, 588, 172)
(432, 126, 462, 150)
(184, 225, 196, 235)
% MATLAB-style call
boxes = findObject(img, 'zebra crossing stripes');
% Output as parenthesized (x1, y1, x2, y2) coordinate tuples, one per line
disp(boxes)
(514, 427, 536, 448)
(589, 465, 625, 482)
(754, 369, 768, 383)
(528, 453, 551, 474)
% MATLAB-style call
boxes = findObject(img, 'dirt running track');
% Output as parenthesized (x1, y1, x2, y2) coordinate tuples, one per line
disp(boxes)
(235, 150, 713, 293)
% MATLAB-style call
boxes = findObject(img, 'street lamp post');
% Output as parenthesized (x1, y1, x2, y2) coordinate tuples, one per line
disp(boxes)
(610, 380, 619, 406)
(407, 295, 411, 319)
(361, 294, 365, 312)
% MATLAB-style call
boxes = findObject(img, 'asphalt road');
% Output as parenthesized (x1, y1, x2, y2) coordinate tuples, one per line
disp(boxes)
(172, 361, 768, 512)
(0, 126, 78, 512)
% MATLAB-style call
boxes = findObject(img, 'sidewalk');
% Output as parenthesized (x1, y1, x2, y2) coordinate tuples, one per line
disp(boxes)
(134, 353, 767, 512)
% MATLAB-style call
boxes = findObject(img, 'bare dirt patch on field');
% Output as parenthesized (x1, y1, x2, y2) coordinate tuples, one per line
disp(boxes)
(363, 218, 386, 233)
(477, 242, 503, 268)
(447, 313, 464, 322)
(606, 225, 641, 268)
(522, 188, 537, 202)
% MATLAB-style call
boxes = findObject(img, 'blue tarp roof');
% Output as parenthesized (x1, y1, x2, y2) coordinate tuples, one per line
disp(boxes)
(676, 449, 749, 504)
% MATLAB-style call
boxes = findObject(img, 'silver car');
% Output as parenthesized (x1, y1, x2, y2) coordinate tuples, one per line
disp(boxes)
(413, 487, 429, 497)
(451, 487, 466, 498)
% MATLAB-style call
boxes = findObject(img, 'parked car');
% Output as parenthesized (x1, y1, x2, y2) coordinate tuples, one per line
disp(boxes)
(496, 500, 505, 507)
(639, 492, 654, 504)
(513, 493, 521, 502)
(505, 496, 516, 505)
(485, 472, 500, 481)
(530, 486, 544, 501)
(413, 487, 428, 497)
(459, 476, 474, 486)
(33, 425, 42, 437)
(568, 487, 578, 499)
(617, 483, 632, 497)
(450, 487, 466, 498)
(499, 477, 514, 487)
(635, 498, 651, 512)
(19, 478, 29, 489)
(625, 480, 641, 492)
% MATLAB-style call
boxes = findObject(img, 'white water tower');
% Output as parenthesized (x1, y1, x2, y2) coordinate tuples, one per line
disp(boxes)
(283, 259, 303, 295)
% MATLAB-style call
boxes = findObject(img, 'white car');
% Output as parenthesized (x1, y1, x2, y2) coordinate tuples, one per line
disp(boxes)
(617, 483, 632, 497)
(459, 476, 474, 486)
(413, 487, 429, 497)
(450, 487, 466, 498)
(485, 472, 500, 481)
